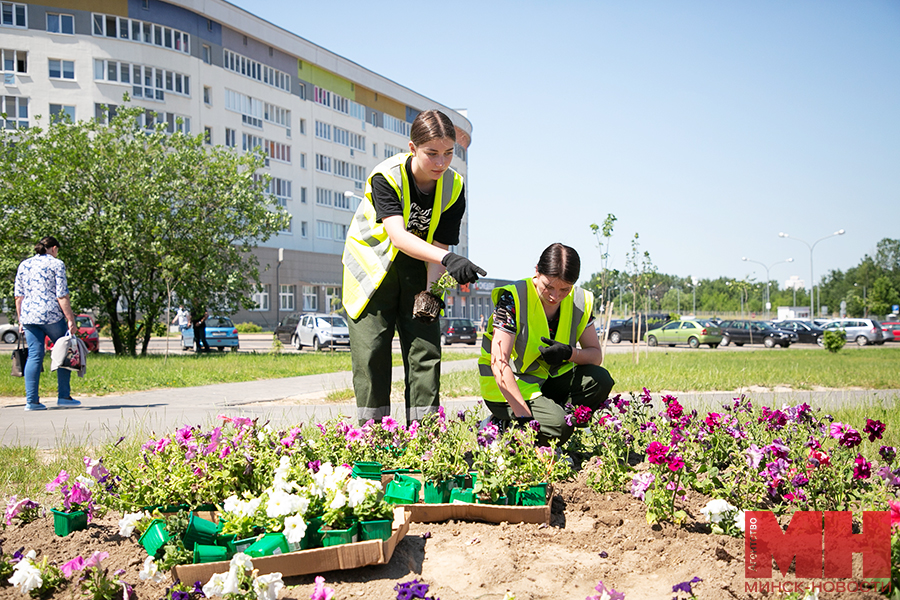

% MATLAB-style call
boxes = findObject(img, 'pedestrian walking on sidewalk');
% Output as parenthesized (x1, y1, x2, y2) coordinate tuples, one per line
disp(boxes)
(14, 236, 81, 411)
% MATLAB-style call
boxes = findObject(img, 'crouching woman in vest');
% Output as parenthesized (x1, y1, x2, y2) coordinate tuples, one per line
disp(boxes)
(479, 243, 614, 446)
(342, 109, 486, 425)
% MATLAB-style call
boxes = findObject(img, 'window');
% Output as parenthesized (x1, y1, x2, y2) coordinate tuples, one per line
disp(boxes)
(49, 104, 74, 123)
(316, 220, 332, 239)
(46, 13, 73, 34)
(225, 128, 236, 148)
(300, 187, 307, 204)
(203, 126, 212, 145)
(1, 2, 26, 28)
(385, 143, 403, 158)
(203, 86, 211, 105)
(2, 95, 28, 128)
(325, 287, 341, 313)
(94, 102, 117, 124)
(48, 59, 74, 80)
(315, 120, 331, 141)
(91, 14, 190, 54)
(202, 44, 211, 65)
(313, 86, 330, 108)
(303, 286, 318, 311)
(2, 49, 26, 74)
(349, 100, 366, 121)
(132, 109, 190, 134)
(455, 143, 467, 162)
(223, 49, 290, 92)
(279, 285, 295, 311)
(269, 178, 291, 204)
(264, 102, 290, 134)
(242, 133, 262, 153)
(300, 221, 308, 238)
(334, 223, 347, 241)
(316, 188, 332, 207)
(299, 153, 306, 169)
(383, 113, 411, 137)
(298, 118, 306, 135)
(250, 285, 270, 312)
(264, 139, 291, 163)
(315, 154, 331, 173)
(94, 59, 190, 101)
(224, 88, 262, 127)
(372, 143, 377, 157)
(334, 191, 351, 210)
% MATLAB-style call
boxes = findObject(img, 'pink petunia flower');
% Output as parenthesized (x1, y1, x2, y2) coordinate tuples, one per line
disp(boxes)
(888, 501, 900, 528)
(853, 454, 871, 480)
(61, 556, 85, 578)
(345, 428, 364, 443)
(381, 416, 399, 432)
(46, 470, 69, 492)
(83, 551, 108, 569)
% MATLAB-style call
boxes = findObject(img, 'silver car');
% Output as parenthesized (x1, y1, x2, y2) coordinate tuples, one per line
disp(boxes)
(292, 313, 350, 351)
(822, 318, 886, 346)
(0, 323, 19, 344)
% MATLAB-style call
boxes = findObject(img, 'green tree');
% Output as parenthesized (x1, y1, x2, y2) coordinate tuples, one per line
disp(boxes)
(869, 275, 899, 316)
(0, 101, 288, 355)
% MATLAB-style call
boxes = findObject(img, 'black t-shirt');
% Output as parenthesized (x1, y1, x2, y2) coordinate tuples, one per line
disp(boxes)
(371, 156, 465, 246)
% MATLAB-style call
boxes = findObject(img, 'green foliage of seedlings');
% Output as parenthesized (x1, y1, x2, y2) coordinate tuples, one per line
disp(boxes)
(430, 272, 458, 296)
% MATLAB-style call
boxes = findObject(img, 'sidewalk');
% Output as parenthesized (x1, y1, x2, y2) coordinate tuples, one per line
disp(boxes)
(1, 357, 897, 448)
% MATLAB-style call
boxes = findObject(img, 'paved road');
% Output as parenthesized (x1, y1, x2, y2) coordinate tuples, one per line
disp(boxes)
(1, 352, 897, 448)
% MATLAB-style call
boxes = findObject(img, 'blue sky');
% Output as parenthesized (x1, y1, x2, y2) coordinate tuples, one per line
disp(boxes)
(230, 0, 899, 288)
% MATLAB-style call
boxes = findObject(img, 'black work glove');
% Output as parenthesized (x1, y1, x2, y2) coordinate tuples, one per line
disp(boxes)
(441, 252, 487, 285)
(539, 336, 572, 367)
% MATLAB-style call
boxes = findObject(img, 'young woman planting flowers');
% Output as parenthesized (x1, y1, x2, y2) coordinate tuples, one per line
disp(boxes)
(480, 243, 614, 446)
(342, 109, 485, 425)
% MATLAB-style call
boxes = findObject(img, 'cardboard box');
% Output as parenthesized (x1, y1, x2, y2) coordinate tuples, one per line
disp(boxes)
(404, 501, 550, 525)
(172, 507, 410, 583)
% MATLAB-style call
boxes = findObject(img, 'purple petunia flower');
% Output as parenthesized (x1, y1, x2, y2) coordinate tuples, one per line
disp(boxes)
(528, 420, 541, 433)
(591, 581, 625, 600)
(381, 416, 399, 432)
(673, 576, 703, 595)
(647, 441, 670, 465)
(863, 419, 886, 442)
(630, 472, 654, 501)
(171, 591, 190, 600)
(880, 446, 896, 464)
(394, 579, 430, 600)
(877, 467, 900, 486)
(839, 429, 863, 448)
(853, 454, 871, 480)
(574, 405, 593, 425)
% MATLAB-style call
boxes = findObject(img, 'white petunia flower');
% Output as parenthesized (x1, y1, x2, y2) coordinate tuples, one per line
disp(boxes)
(735, 510, 747, 533)
(223, 495, 241, 514)
(329, 491, 347, 510)
(138, 556, 166, 584)
(700, 499, 738, 524)
(230, 553, 253, 571)
(202, 572, 226, 598)
(75, 475, 95, 488)
(118, 511, 147, 538)
(9, 553, 42, 595)
(283, 514, 308, 544)
(266, 490, 291, 518)
(252, 572, 284, 600)
(221, 567, 241, 596)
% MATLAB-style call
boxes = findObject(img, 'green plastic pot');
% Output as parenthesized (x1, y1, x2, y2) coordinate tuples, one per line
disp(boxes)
(182, 514, 218, 549)
(193, 543, 229, 564)
(424, 480, 454, 504)
(449, 488, 475, 503)
(245, 532, 289, 557)
(52, 509, 88, 537)
(351, 461, 383, 480)
(301, 516, 324, 549)
(228, 536, 258, 555)
(319, 522, 358, 547)
(359, 519, 392, 541)
(138, 519, 170, 556)
(384, 474, 421, 504)
(516, 483, 549, 506)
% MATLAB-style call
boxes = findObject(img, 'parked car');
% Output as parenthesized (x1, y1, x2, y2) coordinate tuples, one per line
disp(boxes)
(643, 319, 722, 349)
(718, 320, 797, 348)
(439, 318, 477, 345)
(822, 319, 885, 346)
(770, 319, 825, 346)
(607, 313, 673, 344)
(882, 322, 900, 342)
(45, 313, 100, 353)
(0, 323, 19, 344)
(181, 316, 240, 351)
(274, 312, 303, 345)
(292, 313, 350, 351)
(595, 318, 625, 335)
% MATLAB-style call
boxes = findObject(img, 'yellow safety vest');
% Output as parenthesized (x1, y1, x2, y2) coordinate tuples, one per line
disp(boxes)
(341, 153, 464, 319)
(478, 278, 593, 403)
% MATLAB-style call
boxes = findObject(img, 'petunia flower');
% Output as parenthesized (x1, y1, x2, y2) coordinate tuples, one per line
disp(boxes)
(311, 576, 335, 600)
(46, 470, 69, 492)
(880, 446, 896, 464)
(700, 499, 737, 524)
(252, 572, 284, 600)
(673, 576, 702, 595)
(61, 555, 85, 578)
(853, 454, 871, 479)
(283, 514, 308, 544)
(84, 551, 108, 569)
(863, 419, 886, 442)
(590, 581, 625, 600)
(888, 501, 900, 528)
(839, 429, 862, 448)
(202, 572, 227, 598)
(630, 472, 654, 501)
(745, 445, 764, 469)
(138, 556, 166, 584)
(394, 579, 431, 600)
(381, 416, 399, 432)
(9, 552, 42, 595)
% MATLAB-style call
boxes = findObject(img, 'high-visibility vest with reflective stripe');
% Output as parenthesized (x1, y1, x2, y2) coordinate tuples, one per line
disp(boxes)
(478, 278, 593, 403)
(341, 153, 464, 319)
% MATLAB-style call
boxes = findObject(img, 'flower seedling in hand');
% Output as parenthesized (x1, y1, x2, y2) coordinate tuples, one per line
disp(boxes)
(413, 272, 457, 323)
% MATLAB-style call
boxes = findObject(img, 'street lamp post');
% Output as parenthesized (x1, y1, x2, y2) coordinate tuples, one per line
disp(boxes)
(779, 230, 845, 320)
(690, 277, 698, 316)
(741, 257, 794, 319)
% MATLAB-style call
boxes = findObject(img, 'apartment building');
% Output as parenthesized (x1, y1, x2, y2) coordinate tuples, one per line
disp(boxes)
(0, 0, 473, 326)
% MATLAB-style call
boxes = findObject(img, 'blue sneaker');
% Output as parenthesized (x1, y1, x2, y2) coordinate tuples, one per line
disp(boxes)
(56, 397, 81, 408)
(25, 403, 47, 411)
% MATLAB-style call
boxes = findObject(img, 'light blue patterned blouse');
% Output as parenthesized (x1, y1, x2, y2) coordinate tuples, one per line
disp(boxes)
(14, 254, 69, 325)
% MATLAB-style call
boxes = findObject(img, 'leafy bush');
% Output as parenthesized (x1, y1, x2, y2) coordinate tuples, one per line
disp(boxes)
(235, 322, 263, 333)
(823, 329, 846, 353)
